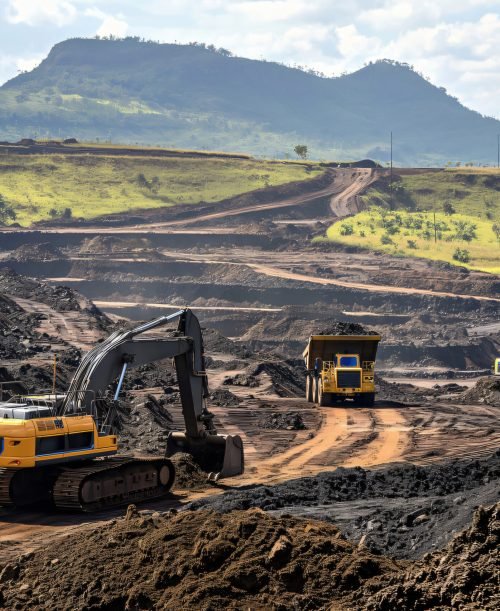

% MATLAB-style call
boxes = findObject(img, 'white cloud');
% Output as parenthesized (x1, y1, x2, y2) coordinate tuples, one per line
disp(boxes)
(227, 0, 313, 23)
(335, 24, 380, 59)
(5, 0, 77, 27)
(85, 7, 128, 38)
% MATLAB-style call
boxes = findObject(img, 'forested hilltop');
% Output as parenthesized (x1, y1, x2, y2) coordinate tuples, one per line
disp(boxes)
(1, 37, 500, 164)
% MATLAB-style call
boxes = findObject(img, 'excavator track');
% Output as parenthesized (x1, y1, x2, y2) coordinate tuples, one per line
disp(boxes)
(53, 457, 176, 512)
(0, 469, 16, 507)
(0, 466, 57, 507)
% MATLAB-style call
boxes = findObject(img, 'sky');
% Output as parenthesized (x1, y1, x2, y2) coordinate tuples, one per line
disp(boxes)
(1, 0, 500, 118)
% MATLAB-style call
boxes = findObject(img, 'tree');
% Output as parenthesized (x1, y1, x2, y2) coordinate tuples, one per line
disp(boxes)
(443, 201, 455, 215)
(0, 193, 16, 225)
(293, 144, 308, 159)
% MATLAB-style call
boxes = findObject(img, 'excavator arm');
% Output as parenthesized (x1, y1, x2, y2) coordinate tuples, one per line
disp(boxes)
(61, 309, 243, 480)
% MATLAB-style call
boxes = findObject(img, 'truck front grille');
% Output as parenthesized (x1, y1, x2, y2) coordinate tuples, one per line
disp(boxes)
(337, 370, 361, 389)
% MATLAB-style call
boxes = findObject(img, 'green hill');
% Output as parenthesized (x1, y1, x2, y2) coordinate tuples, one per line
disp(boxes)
(1, 38, 500, 164)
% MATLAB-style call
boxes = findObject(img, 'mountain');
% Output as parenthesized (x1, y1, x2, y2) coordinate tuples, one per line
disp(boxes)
(1, 37, 499, 164)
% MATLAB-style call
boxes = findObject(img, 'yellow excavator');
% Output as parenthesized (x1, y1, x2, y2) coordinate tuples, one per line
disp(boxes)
(0, 309, 244, 511)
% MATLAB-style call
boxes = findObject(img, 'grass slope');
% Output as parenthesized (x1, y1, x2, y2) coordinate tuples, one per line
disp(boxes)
(0, 151, 320, 226)
(322, 169, 500, 273)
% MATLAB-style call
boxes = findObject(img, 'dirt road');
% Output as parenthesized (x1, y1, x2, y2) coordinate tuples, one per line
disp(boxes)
(249, 263, 500, 302)
(329, 168, 376, 217)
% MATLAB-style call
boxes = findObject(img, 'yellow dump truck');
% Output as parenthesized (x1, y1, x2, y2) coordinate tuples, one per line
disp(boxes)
(303, 333, 381, 407)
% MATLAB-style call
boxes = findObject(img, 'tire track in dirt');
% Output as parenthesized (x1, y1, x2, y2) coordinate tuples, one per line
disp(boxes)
(10, 297, 104, 352)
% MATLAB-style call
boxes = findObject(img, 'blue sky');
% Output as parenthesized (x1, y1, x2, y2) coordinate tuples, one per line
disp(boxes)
(1, 0, 500, 118)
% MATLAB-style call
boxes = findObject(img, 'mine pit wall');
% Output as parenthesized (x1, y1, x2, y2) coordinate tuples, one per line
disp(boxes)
(0, 232, 291, 251)
(26, 274, 496, 370)
(35, 277, 494, 314)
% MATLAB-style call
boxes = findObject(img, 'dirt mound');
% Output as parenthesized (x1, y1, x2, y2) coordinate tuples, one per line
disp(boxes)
(317, 321, 379, 336)
(364, 502, 500, 610)
(259, 411, 306, 430)
(11, 242, 64, 262)
(458, 376, 500, 406)
(169, 453, 210, 490)
(0, 508, 396, 611)
(79, 236, 156, 255)
(202, 327, 250, 358)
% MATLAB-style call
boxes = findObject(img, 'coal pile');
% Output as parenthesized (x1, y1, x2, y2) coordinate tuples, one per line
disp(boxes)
(202, 327, 251, 358)
(223, 372, 260, 387)
(363, 502, 500, 611)
(0, 508, 396, 611)
(191, 452, 500, 559)
(0, 294, 41, 359)
(259, 411, 306, 430)
(209, 388, 241, 407)
(117, 393, 174, 455)
(250, 359, 306, 397)
(458, 376, 500, 406)
(0, 268, 109, 322)
(317, 321, 379, 336)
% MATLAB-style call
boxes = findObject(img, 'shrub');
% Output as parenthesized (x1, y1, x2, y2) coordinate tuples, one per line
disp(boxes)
(340, 223, 354, 236)
(453, 248, 470, 263)
(381, 233, 394, 245)
(452, 219, 477, 242)
(407, 239, 417, 249)
(0, 193, 16, 224)
(386, 224, 400, 235)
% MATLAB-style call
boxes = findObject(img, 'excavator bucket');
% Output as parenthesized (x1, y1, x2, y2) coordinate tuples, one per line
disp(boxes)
(166, 432, 244, 481)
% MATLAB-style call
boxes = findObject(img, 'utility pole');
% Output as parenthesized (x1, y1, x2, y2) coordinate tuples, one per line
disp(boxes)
(433, 211, 437, 243)
(390, 131, 393, 209)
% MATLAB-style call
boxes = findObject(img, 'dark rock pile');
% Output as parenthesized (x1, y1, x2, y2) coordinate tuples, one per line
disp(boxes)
(457, 376, 500, 406)
(259, 411, 306, 430)
(209, 388, 241, 407)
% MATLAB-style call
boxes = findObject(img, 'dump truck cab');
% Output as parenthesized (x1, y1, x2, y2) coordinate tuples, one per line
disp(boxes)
(304, 334, 381, 407)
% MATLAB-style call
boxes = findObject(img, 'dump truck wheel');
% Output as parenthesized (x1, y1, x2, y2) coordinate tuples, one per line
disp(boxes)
(318, 381, 329, 407)
(306, 375, 314, 402)
(313, 377, 319, 404)
(352, 393, 375, 407)
(362, 393, 375, 407)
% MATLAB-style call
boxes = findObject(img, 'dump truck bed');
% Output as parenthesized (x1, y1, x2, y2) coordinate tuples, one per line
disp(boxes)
(303, 335, 381, 369)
